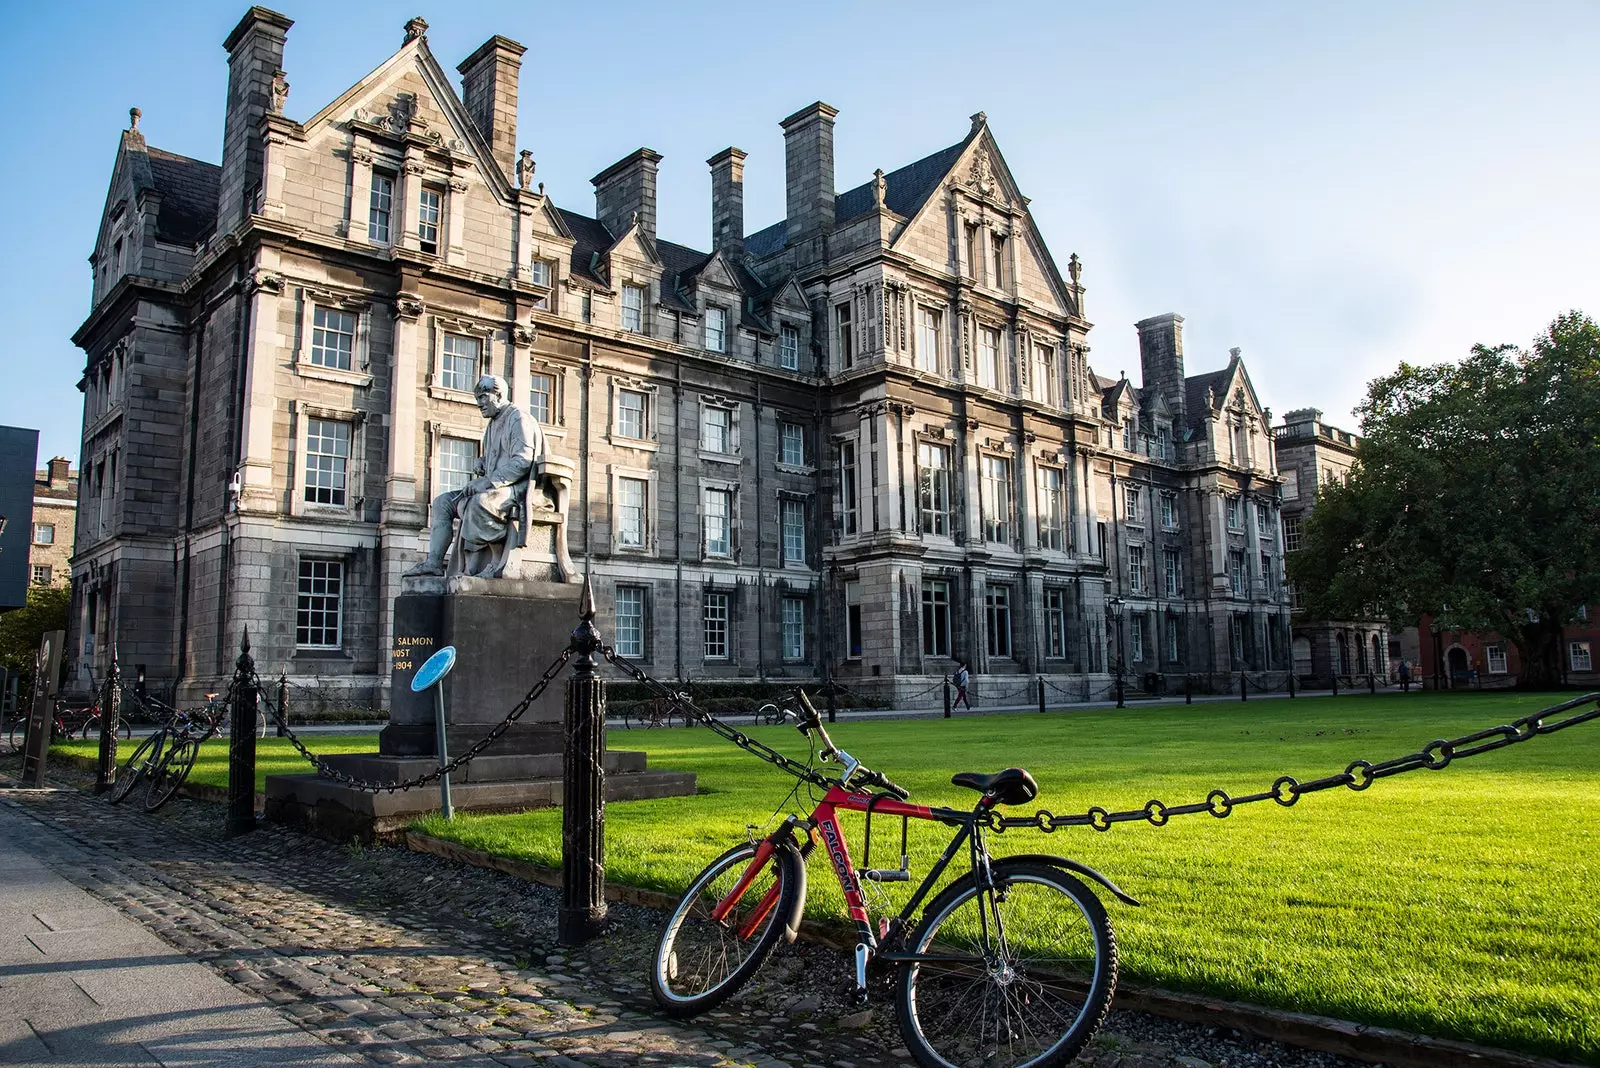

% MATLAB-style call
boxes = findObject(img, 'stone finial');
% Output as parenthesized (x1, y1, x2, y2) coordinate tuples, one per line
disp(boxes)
(1068, 253, 1081, 285)
(1229, 346, 1242, 359)
(517, 149, 536, 189)
(129, 107, 141, 130)
(971, 111, 987, 129)
(404, 16, 428, 43)
(269, 70, 290, 114)
(872, 168, 887, 209)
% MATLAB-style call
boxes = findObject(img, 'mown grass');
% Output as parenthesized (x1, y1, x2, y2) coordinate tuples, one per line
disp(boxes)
(50, 733, 378, 792)
(410, 692, 1600, 1063)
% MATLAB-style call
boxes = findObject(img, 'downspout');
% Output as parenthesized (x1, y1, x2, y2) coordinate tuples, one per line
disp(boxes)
(754, 376, 765, 681)
(674, 355, 685, 681)
(176, 307, 207, 688)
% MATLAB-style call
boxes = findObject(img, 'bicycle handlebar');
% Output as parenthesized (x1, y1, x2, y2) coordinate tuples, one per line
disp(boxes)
(793, 690, 910, 800)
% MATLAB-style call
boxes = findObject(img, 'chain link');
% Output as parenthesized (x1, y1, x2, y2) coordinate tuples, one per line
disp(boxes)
(989, 692, 1600, 834)
(250, 647, 574, 793)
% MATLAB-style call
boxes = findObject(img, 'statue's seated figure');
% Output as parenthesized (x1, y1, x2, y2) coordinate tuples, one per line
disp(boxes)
(404, 374, 578, 582)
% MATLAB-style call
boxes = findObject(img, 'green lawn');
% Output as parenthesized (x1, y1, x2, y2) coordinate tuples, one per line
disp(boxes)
(51, 733, 378, 792)
(411, 693, 1600, 1064)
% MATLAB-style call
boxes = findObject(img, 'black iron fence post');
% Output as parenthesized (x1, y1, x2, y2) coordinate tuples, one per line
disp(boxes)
(560, 578, 607, 945)
(1184, 674, 1192, 705)
(1370, 671, 1378, 694)
(826, 676, 837, 724)
(1240, 671, 1248, 702)
(95, 654, 121, 794)
(276, 668, 288, 737)
(943, 677, 952, 718)
(1332, 673, 1340, 696)
(1289, 670, 1297, 698)
(1037, 677, 1046, 714)
(227, 629, 258, 836)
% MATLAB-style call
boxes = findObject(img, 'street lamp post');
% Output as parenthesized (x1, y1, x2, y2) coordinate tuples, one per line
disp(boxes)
(1107, 596, 1126, 709)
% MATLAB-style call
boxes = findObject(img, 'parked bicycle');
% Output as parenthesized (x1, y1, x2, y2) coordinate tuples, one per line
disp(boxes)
(624, 695, 691, 730)
(107, 694, 226, 811)
(5, 690, 130, 751)
(651, 691, 1133, 1067)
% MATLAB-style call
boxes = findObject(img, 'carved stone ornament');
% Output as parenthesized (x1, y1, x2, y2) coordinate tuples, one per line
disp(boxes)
(872, 168, 887, 209)
(351, 146, 373, 165)
(269, 70, 290, 114)
(403, 16, 428, 43)
(1068, 253, 1082, 285)
(512, 325, 535, 348)
(249, 269, 285, 295)
(970, 149, 996, 197)
(517, 150, 536, 189)
(394, 295, 425, 320)
(448, 177, 469, 194)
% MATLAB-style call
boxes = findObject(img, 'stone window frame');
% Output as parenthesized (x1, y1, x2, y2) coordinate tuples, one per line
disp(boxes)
(32, 565, 51, 585)
(1032, 458, 1066, 552)
(921, 576, 953, 659)
(1034, 341, 1060, 407)
(424, 419, 484, 518)
(976, 321, 1006, 393)
(1122, 482, 1142, 525)
(834, 300, 854, 369)
(1225, 493, 1244, 531)
(1164, 547, 1182, 598)
(427, 315, 498, 403)
(529, 359, 569, 436)
(1043, 587, 1069, 660)
(608, 463, 658, 556)
(614, 583, 650, 661)
(417, 183, 444, 255)
(698, 476, 740, 562)
(915, 429, 957, 540)
(1166, 611, 1183, 665)
(778, 491, 809, 569)
(697, 395, 740, 463)
(1127, 542, 1146, 595)
(913, 303, 944, 375)
(977, 444, 1015, 547)
(292, 286, 375, 389)
(1160, 492, 1178, 531)
(289, 400, 367, 519)
(607, 376, 660, 452)
(836, 433, 860, 537)
(780, 595, 807, 663)
(368, 168, 396, 245)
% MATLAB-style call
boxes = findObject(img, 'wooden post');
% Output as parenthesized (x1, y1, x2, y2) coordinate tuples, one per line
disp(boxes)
(95, 653, 121, 793)
(227, 629, 258, 836)
(560, 577, 607, 945)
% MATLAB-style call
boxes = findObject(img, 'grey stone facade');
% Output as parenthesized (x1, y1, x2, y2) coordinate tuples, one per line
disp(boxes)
(69, 8, 1293, 705)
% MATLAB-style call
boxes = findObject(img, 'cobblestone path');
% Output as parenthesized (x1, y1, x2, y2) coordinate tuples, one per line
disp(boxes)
(0, 765, 1365, 1068)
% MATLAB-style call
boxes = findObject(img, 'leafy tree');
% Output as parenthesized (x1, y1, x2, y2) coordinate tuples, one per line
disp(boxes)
(0, 583, 71, 699)
(1290, 312, 1600, 688)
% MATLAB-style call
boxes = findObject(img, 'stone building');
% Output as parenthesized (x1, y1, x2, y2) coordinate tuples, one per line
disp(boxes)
(30, 458, 77, 589)
(1272, 408, 1388, 682)
(69, 7, 1289, 704)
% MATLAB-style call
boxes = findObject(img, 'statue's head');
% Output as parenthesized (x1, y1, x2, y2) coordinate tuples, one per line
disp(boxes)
(474, 375, 509, 417)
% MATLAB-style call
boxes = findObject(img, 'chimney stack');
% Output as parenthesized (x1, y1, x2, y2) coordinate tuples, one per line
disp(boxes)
(458, 35, 526, 183)
(592, 148, 662, 242)
(708, 147, 746, 258)
(47, 457, 70, 488)
(1135, 313, 1186, 428)
(217, 6, 294, 235)
(781, 101, 837, 249)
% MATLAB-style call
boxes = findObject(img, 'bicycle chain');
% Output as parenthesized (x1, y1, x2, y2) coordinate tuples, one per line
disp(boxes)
(247, 648, 574, 793)
(988, 692, 1600, 834)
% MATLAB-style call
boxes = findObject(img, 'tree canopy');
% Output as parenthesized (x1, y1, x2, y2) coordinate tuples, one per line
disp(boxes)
(0, 583, 70, 697)
(1289, 311, 1600, 686)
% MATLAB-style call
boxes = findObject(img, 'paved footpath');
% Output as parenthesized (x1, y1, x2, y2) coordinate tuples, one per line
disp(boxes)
(0, 763, 1364, 1068)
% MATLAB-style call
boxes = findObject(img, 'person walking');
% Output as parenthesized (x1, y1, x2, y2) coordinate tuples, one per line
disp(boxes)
(952, 660, 972, 711)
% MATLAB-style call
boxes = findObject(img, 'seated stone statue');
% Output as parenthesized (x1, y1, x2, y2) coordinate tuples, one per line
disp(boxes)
(404, 374, 576, 582)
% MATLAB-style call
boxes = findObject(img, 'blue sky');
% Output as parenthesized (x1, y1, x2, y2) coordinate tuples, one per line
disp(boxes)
(3, 1, 1597, 465)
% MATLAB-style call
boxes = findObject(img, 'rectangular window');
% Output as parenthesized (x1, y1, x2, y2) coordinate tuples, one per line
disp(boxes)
(33, 523, 54, 545)
(1128, 545, 1146, 594)
(915, 307, 941, 372)
(703, 487, 733, 557)
(782, 597, 805, 660)
(989, 233, 1006, 288)
(1122, 419, 1134, 452)
(529, 260, 551, 287)
(530, 372, 556, 425)
(303, 419, 351, 507)
(705, 307, 727, 353)
(1572, 641, 1593, 672)
(845, 581, 863, 659)
(311, 306, 356, 371)
(1261, 551, 1275, 594)
(1166, 613, 1180, 662)
(780, 422, 805, 467)
(1036, 466, 1063, 550)
(777, 323, 801, 370)
(702, 406, 734, 454)
(1160, 493, 1176, 529)
(1226, 495, 1243, 530)
(1486, 644, 1507, 675)
(836, 302, 854, 367)
(781, 498, 805, 565)
(1283, 516, 1303, 552)
(417, 186, 442, 253)
(580, 290, 592, 323)
(1257, 507, 1273, 537)
(1045, 589, 1067, 659)
(616, 389, 648, 440)
(1230, 615, 1245, 663)
(369, 172, 394, 243)
(1131, 614, 1145, 663)
(615, 586, 646, 658)
(436, 436, 478, 495)
(296, 559, 344, 649)
(1156, 426, 1171, 461)
(979, 327, 1002, 390)
(617, 476, 648, 548)
(982, 455, 1012, 543)
(31, 565, 50, 585)
(1037, 345, 1058, 405)
(1123, 484, 1140, 523)
(964, 223, 980, 278)
(440, 333, 481, 392)
(918, 442, 953, 536)
(1229, 550, 1246, 596)
(1164, 549, 1180, 597)
(1097, 520, 1108, 564)
(985, 586, 1013, 658)
(839, 441, 859, 536)
(622, 284, 645, 333)
(921, 580, 951, 657)
(703, 593, 729, 659)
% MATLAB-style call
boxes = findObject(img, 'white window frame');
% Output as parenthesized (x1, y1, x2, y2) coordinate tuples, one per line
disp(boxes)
(780, 323, 800, 370)
(297, 411, 358, 514)
(610, 466, 656, 554)
(702, 484, 736, 559)
(529, 368, 562, 427)
(1123, 484, 1140, 523)
(438, 332, 483, 394)
(310, 305, 357, 372)
(613, 385, 654, 444)
(615, 585, 646, 659)
(293, 290, 374, 386)
(295, 558, 345, 650)
(1572, 641, 1593, 672)
(33, 523, 54, 545)
(369, 171, 394, 244)
(915, 306, 942, 373)
(1486, 644, 1507, 675)
(528, 259, 552, 288)
(1160, 493, 1177, 530)
(781, 597, 806, 661)
(622, 284, 646, 333)
(919, 441, 953, 537)
(704, 306, 727, 353)
(978, 326, 1002, 390)
(703, 592, 731, 660)
(1229, 550, 1246, 596)
(1284, 516, 1303, 552)
(434, 434, 480, 497)
(417, 185, 442, 254)
(981, 454, 1013, 544)
(701, 403, 736, 456)
(781, 497, 806, 567)
(1128, 544, 1146, 594)
(1226, 495, 1244, 531)
(1036, 465, 1064, 550)
(779, 422, 805, 468)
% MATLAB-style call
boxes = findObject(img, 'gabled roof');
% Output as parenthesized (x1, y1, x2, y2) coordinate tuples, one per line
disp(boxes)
(556, 207, 615, 285)
(144, 148, 219, 245)
(1184, 367, 1233, 428)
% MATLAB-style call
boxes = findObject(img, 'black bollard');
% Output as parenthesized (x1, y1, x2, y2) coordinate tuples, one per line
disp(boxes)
(560, 578, 608, 945)
(1185, 674, 1193, 705)
(1370, 671, 1378, 694)
(1332, 673, 1340, 696)
(1240, 671, 1248, 702)
(826, 677, 837, 724)
(943, 678, 952, 718)
(227, 629, 259, 836)
(276, 669, 288, 737)
(95, 655, 121, 794)
(1289, 670, 1297, 699)
(1037, 677, 1046, 715)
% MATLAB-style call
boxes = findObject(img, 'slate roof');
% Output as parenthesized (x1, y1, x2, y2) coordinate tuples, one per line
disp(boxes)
(1184, 367, 1232, 428)
(144, 147, 219, 245)
(556, 208, 615, 286)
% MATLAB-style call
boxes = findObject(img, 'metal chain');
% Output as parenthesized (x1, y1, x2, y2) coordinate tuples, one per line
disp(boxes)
(990, 692, 1600, 834)
(251, 647, 574, 793)
(602, 647, 834, 789)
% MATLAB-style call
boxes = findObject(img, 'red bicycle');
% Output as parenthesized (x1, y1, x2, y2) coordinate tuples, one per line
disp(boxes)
(650, 692, 1137, 1067)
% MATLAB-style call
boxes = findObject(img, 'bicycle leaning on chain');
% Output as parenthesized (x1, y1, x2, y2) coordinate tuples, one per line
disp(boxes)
(650, 691, 1135, 1068)
(107, 693, 227, 811)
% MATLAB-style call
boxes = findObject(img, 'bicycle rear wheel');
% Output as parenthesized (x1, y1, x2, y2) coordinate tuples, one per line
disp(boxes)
(651, 839, 803, 1017)
(896, 861, 1117, 1068)
(108, 732, 164, 805)
(7, 717, 25, 752)
(144, 737, 200, 812)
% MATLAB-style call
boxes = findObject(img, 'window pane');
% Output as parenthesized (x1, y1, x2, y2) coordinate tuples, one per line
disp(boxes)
(529, 261, 551, 287)
(441, 334, 480, 392)
(780, 324, 800, 370)
(982, 456, 1012, 543)
(782, 499, 805, 564)
(979, 328, 1000, 389)
(311, 307, 356, 371)
(1045, 589, 1067, 658)
(919, 443, 951, 536)
(623, 285, 644, 332)
(616, 586, 645, 658)
(436, 436, 478, 495)
(530, 372, 555, 425)
(840, 441, 858, 535)
(781, 423, 804, 466)
(617, 390, 647, 439)
(34, 523, 54, 545)
(369, 173, 393, 243)
(618, 477, 647, 547)
(922, 581, 951, 657)
(836, 303, 853, 367)
(916, 308, 940, 372)
(304, 419, 351, 506)
(706, 308, 726, 352)
(782, 597, 805, 660)
(704, 488, 731, 556)
(845, 581, 863, 658)
(704, 593, 729, 659)
(418, 188, 441, 251)
(985, 586, 1012, 658)
(296, 559, 344, 648)
(702, 407, 732, 453)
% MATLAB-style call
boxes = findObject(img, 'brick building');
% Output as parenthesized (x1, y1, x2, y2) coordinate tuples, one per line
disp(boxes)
(1273, 409, 1388, 683)
(70, 8, 1290, 703)
(30, 458, 76, 589)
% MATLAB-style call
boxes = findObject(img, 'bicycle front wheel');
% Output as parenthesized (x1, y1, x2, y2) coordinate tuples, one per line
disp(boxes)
(7, 717, 25, 752)
(897, 862, 1117, 1068)
(651, 839, 803, 1018)
(144, 737, 200, 812)
(108, 732, 164, 805)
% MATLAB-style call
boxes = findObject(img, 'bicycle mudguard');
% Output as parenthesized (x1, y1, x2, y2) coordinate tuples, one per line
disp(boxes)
(782, 842, 808, 943)
(999, 854, 1141, 907)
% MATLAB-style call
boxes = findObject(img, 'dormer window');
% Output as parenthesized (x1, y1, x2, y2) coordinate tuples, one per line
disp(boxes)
(1122, 419, 1134, 452)
(1156, 426, 1171, 461)
(705, 307, 727, 353)
(622, 285, 645, 333)
(369, 172, 394, 244)
(529, 260, 552, 288)
(780, 324, 800, 370)
(417, 186, 442, 254)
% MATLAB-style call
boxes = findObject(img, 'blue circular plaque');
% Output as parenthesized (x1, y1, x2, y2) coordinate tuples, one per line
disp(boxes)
(410, 645, 457, 692)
